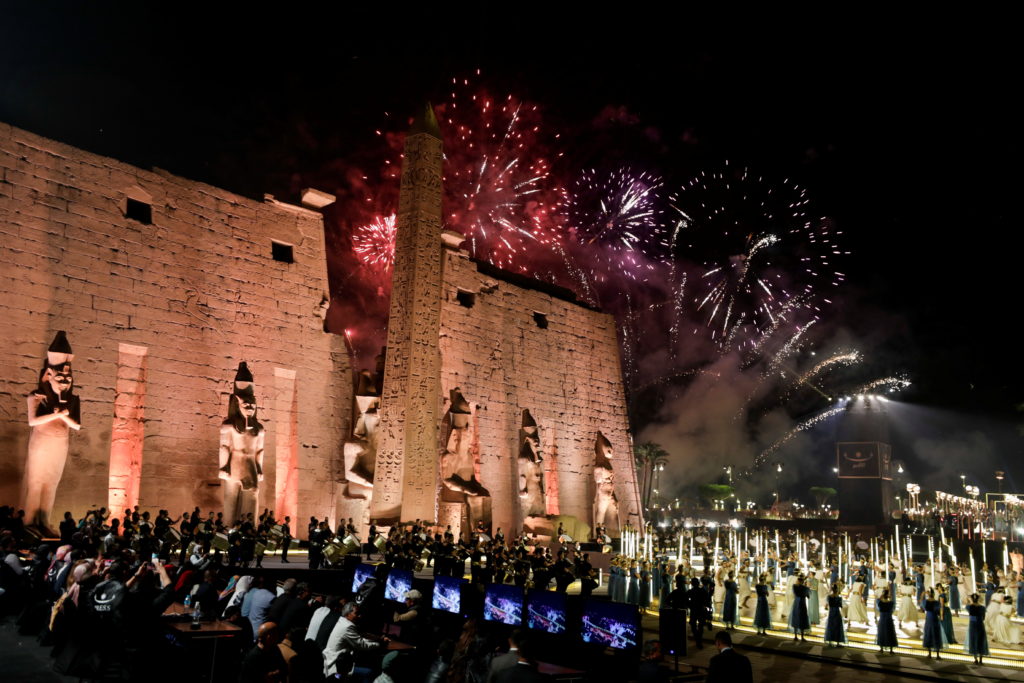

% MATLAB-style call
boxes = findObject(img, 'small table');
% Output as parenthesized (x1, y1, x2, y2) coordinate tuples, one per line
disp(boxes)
(166, 612, 242, 682)
(387, 640, 416, 651)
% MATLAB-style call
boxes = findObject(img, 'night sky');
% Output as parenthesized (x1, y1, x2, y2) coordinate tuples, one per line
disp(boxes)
(2, 6, 1020, 494)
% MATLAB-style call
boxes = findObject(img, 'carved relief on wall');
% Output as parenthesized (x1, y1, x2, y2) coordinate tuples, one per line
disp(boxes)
(592, 431, 621, 536)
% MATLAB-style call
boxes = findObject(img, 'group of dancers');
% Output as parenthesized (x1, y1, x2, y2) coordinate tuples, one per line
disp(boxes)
(610, 542, 1024, 666)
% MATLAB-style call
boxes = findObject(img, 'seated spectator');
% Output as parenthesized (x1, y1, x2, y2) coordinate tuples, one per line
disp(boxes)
(323, 602, 386, 680)
(241, 621, 287, 683)
(242, 575, 277, 640)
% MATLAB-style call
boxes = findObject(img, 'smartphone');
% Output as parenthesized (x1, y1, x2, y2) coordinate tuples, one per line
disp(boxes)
(151, 553, 160, 562)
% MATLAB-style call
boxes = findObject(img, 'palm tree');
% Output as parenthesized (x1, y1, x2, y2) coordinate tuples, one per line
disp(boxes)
(634, 442, 669, 510)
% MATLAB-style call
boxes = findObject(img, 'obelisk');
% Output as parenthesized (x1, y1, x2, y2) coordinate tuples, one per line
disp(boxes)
(370, 104, 444, 523)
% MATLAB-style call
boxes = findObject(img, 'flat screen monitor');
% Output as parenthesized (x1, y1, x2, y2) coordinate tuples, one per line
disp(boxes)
(432, 576, 465, 614)
(483, 583, 523, 626)
(384, 568, 413, 602)
(352, 564, 375, 594)
(525, 589, 567, 634)
(580, 600, 640, 650)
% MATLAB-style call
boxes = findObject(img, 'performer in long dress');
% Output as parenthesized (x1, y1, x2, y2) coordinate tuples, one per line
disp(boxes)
(957, 564, 969, 611)
(626, 560, 640, 605)
(990, 593, 1022, 645)
(921, 589, 945, 659)
(753, 573, 772, 634)
(875, 588, 898, 653)
(639, 561, 653, 609)
(897, 578, 918, 628)
(1014, 571, 1024, 618)
(823, 583, 846, 646)
(713, 564, 727, 613)
(938, 586, 957, 644)
(847, 576, 868, 626)
(964, 593, 990, 665)
(948, 568, 961, 614)
(721, 571, 738, 629)
(789, 575, 811, 642)
(807, 571, 821, 626)
(781, 570, 797, 619)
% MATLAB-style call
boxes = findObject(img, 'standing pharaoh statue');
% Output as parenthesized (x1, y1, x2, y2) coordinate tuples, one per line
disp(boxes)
(593, 432, 621, 537)
(518, 410, 546, 518)
(21, 331, 81, 531)
(219, 362, 265, 524)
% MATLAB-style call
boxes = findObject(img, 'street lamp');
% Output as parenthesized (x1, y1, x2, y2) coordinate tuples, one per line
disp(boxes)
(996, 471, 1005, 493)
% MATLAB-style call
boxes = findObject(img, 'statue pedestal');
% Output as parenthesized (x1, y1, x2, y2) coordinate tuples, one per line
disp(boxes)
(523, 515, 554, 539)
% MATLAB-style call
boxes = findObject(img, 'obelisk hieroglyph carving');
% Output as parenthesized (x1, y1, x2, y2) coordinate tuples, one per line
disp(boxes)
(370, 104, 445, 523)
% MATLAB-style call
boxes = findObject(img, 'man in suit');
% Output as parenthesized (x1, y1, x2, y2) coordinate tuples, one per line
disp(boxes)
(488, 629, 524, 683)
(493, 636, 546, 683)
(322, 602, 387, 679)
(687, 578, 709, 648)
(706, 631, 752, 683)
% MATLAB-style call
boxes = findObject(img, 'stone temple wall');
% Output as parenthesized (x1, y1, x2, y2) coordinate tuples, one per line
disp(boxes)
(438, 247, 644, 536)
(0, 123, 351, 534)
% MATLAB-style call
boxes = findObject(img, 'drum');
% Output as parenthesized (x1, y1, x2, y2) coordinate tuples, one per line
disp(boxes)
(342, 534, 361, 553)
(212, 532, 230, 552)
(374, 535, 387, 551)
(269, 524, 285, 539)
(255, 542, 267, 558)
(265, 539, 279, 552)
(558, 534, 573, 543)
(477, 533, 492, 544)
(164, 527, 182, 546)
(323, 542, 344, 564)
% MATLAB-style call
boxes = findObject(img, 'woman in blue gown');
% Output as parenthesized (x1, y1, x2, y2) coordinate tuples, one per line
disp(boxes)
(639, 561, 653, 609)
(948, 570, 961, 614)
(875, 587, 898, 653)
(823, 583, 846, 646)
(1017, 572, 1024, 618)
(753, 573, 772, 634)
(807, 572, 820, 626)
(789, 574, 810, 642)
(921, 588, 944, 659)
(721, 570, 738, 629)
(938, 587, 956, 644)
(964, 593, 990, 664)
(609, 559, 620, 602)
(626, 560, 640, 605)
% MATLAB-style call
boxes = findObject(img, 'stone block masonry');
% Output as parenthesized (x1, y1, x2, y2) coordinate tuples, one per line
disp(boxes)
(439, 249, 644, 536)
(0, 122, 351, 535)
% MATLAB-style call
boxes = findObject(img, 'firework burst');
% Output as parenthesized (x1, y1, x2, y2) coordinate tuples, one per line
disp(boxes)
(566, 167, 667, 282)
(352, 214, 397, 270)
(438, 76, 564, 273)
(668, 162, 848, 349)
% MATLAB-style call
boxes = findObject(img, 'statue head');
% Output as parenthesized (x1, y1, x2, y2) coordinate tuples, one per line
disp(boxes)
(225, 362, 262, 434)
(38, 331, 75, 402)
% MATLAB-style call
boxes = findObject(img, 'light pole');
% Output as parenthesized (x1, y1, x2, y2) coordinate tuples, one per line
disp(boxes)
(774, 462, 783, 508)
(996, 471, 1005, 493)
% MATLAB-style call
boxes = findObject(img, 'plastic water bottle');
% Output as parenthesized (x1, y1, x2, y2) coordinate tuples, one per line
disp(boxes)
(184, 594, 191, 608)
